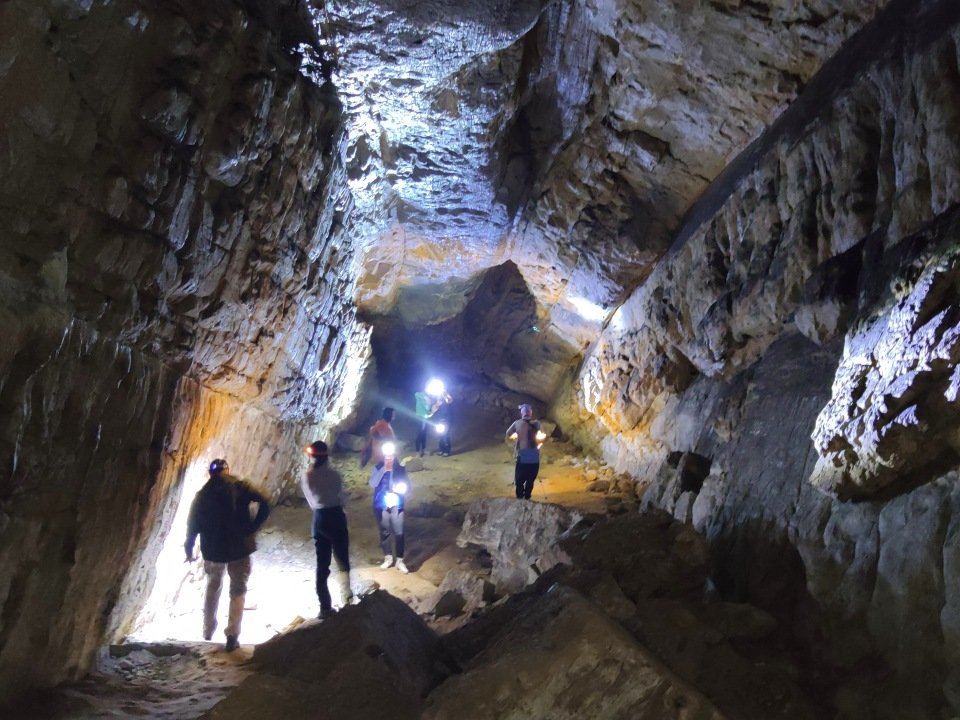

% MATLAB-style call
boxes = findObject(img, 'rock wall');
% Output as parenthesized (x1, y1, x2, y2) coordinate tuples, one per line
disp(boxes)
(558, 2, 960, 716)
(0, 0, 368, 702)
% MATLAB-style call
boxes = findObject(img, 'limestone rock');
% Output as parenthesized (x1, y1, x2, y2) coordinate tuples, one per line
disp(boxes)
(560, 510, 710, 603)
(204, 591, 452, 720)
(422, 587, 726, 720)
(457, 498, 583, 594)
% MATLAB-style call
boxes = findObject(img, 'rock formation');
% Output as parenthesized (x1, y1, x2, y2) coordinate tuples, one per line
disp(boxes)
(2, 0, 960, 716)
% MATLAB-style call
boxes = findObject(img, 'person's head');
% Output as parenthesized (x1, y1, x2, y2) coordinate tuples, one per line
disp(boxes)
(382, 407, 395, 422)
(209, 458, 229, 477)
(519, 404, 533, 420)
(425, 378, 445, 398)
(305, 440, 328, 465)
(382, 440, 396, 469)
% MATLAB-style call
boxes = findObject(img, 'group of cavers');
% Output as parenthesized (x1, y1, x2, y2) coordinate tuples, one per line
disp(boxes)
(182, 385, 546, 651)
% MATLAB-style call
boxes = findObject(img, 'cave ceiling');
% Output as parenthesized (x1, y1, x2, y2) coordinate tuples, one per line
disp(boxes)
(316, 0, 885, 395)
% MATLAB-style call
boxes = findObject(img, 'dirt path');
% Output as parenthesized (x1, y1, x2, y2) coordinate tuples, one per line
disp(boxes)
(17, 411, 618, 719)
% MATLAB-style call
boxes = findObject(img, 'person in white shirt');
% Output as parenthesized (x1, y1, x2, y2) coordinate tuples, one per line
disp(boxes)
(302, 441, 352, 618)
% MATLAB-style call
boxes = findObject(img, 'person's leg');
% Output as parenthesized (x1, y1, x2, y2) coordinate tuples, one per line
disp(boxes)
(313, 510, 334, 613)
(225, 556, 251, 645)
(377, 508, 394, 566)
(514, 460, 524, 499)
(329, 508, 353, 605)
(392, 509, 405, 559)
(522, 463, 539, 499)
(416, 421, 427, 454)
(203, 561, 225, 640)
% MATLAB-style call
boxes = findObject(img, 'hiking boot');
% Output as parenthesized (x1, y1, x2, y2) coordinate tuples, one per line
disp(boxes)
(380, 554, 394, 569)
(225, 635, 239, 652)
(318, 607, 336, 620)
(396, 559, 409, 574)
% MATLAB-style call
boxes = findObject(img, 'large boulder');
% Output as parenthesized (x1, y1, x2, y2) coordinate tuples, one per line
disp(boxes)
(457, 498, 583, 593)
(560, 509, 710, 603)
(202, 592, 453, 720)
(422, 586, 726, 720)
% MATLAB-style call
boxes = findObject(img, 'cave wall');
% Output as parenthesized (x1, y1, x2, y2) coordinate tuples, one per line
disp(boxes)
(557, 2, 960, 716)
(0, 0, 369, 702)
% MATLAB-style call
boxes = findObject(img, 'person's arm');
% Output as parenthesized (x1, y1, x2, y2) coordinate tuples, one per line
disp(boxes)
(336, 470, 348, 508)
(184, 494, 200, 561)
(243, 483, 271, 532)
(369, 465, 384, 489)
(301, 470, 319, 510)
(505, 420, 518, 442)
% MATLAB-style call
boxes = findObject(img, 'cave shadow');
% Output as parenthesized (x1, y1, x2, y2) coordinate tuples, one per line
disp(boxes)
(708, 517, 901, 719)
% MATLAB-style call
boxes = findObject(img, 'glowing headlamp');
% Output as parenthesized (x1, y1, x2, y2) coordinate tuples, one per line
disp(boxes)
(393, 481, 408, 495)
(384, 492, 400, 508)
(425, 378, 445, 397)
(434, 422, 446, 434)
(381, 441, 396, 458)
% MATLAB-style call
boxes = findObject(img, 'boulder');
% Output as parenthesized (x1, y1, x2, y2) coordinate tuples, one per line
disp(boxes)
(560, 510, 710, 603)
(337, 433, 367, 452)
(457, 498, 583, 594)
(422, 587, 725, 720)
(204, 591, 452, 720)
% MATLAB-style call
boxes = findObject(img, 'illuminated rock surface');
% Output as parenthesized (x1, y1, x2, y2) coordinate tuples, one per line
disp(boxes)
(2, 0, 960, 717)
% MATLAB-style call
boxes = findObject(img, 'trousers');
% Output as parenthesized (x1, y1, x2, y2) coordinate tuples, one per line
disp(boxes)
(203, 556, 251, 639)
(376, 507, 405, 558)
(312, 506, 351, 612)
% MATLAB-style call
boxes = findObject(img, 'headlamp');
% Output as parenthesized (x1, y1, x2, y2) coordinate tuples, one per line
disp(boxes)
(426, 378, 445, 397)
(381, 441, 396, 458)
(434, 422, 446, 434)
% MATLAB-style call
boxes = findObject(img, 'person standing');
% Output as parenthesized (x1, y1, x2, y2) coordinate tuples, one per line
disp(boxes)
(368, 441, 410, 573)
(414, 388, 435, 457)
(433, 392, 453, 457)
(361, 406, 397, 468)
(505, 404, 542, 500)
(301, 440, 353, 619)
(184, 458, 270, 651)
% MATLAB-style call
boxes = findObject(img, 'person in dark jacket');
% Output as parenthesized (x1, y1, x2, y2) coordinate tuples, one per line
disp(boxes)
(184, 458, 270, 651)
(368, 441, 410, 573)
(301, 440, 352, 619)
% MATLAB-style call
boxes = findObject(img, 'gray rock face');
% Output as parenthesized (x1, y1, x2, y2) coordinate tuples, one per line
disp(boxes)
(203, 591, 452, 720)
(423, 586, 727, 720)
(557, 5, 960, 716)
(457, 497, 582, 593)
(0, 0, 367, 701)
(330, 0, 884, 400)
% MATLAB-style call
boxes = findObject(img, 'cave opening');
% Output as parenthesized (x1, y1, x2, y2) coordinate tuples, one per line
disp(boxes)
(361, 260, 551, 438)
(131, 462, 326, 647)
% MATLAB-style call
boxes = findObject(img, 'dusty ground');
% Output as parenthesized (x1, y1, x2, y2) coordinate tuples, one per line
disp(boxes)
(14, 410, 618, 719)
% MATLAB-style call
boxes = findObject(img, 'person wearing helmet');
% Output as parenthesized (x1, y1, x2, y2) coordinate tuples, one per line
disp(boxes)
(432, 391, 453, 457)
(414, 387, 437, 458)
(368, 441, 410, 573)
(301, 440, 353, 619)
(184, 458, 270, 651)
(505, 404, 543, 499)
(361, 407, 397, 468)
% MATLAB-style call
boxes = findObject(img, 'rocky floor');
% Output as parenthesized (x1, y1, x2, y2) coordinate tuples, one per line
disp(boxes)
(11, 413, 624, 719)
